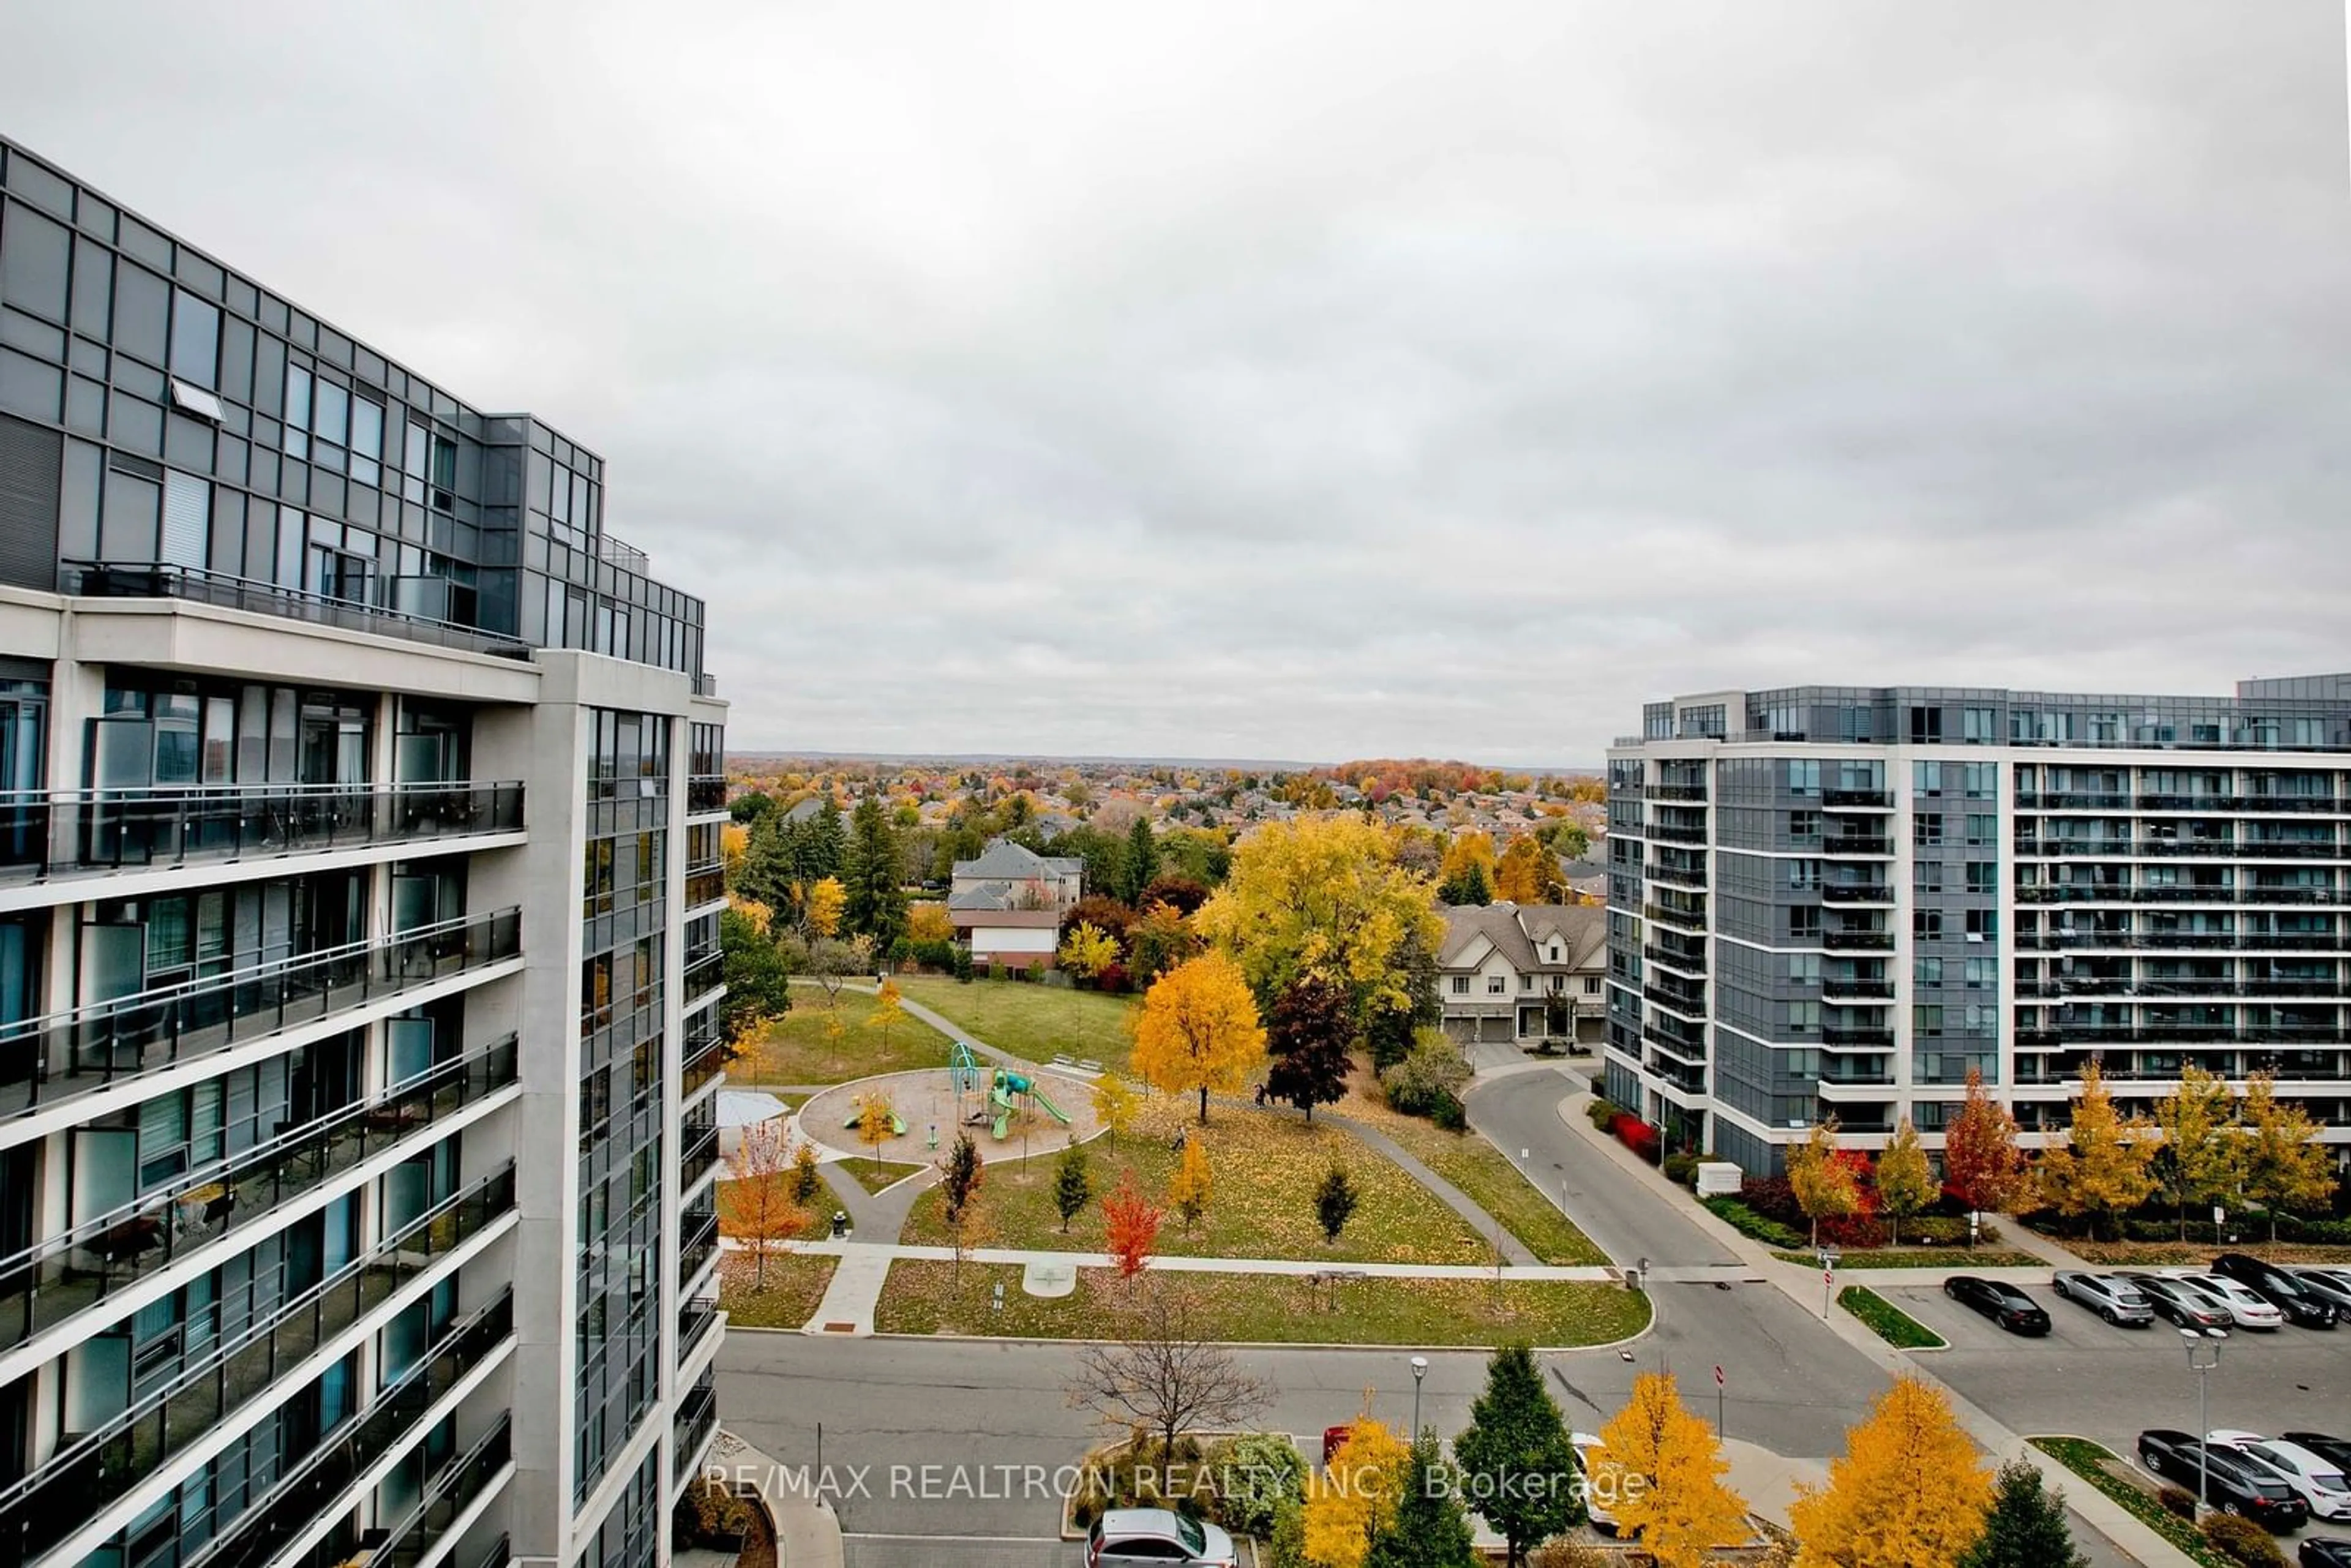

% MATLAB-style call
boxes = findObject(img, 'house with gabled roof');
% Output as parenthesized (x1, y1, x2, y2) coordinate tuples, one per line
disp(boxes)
(948, 838, 1085, 969)
(1437, 902, 1607, 1048)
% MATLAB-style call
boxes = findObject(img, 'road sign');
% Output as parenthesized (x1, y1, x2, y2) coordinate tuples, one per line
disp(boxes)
(1713, 1365, 1724, 1386)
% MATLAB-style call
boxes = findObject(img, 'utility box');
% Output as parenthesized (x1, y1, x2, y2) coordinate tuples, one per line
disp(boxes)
(1695, 1162, 1744, 1197)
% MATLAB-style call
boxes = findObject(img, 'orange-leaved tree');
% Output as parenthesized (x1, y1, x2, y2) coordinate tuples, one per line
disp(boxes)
(2036, 1059, 2158, 1241)
(1592, 1371, 1749, 1568)
(1493, 833, 1570, 904)
(1131, 951, 1266, 1125)
(1785, 1118, 1861, 1250)
(1942, 1066, 2031, 1236)
(854, 1089, 897, 1154)
(1790, 1374, 1992, 1567)
(716, 1119, 806, 1291)
(1103, 1171, 1161, 1289)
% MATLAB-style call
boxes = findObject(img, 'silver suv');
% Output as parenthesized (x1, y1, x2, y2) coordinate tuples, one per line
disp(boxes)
(2052, 1270, 2154, 1327)
(1087, 1508, 1238, 1567)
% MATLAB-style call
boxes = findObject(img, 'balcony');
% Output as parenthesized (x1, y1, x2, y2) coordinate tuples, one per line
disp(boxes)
(0, 907, 522, 1121)
(681, 1031, 726, 1101)
(2015, 838, 2133, 858)
(0, 781, 525, 888)
(1, 1168, 516, 1566)
(67, 561, 530, 660)
(1821, 884, 1894, 904)
(688, 776, 727, 814)
(1643, 784, 1708, 802)
(1821, 1026, 1894, 1048)
(2241, 886, 2349, 905)
(683, 949, 725, 1003)
(1642, 942, 1706, 976)
(1822, 929, 1894, 951)
(1819, 1069, 1896, 1087)
(0, 1037, 517, 1354)
(675, 1380, 718, 1476)
(1643, 1021, 1707, 1063)
(1821, 836, 1892, 857)
(179, 1285, 515, 1568)
(1646, 825, 1707, 846)
(1646, 1056, 1706, 1093)
(686, 868, 727, 912)
(1643, 981, 1705, 1017)
(1821, 789, 1893, 809)
(1821, 978, 1894, 1000)
(680, 1207, 719, 1289)
(1646, 861, 1706, 890)
(679, 1294, 721, 1362)
(681, 1120, 721, 1188)
(361, 1413, 512, 1568)
(2015, 792, 2130, 811)
(2237, 841, 2347, 858)
(1642, 901, 1707, 932)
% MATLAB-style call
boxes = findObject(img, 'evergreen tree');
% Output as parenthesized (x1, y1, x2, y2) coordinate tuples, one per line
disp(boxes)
(1366, 1429, 1479, 1568)
(842, 797, 909, 949)
(1123, 815, 1161, 904)
(806, 798, 848, 880)
(1438, 860, 1494, 907)
(1266, 975, 1354, 1121)
(718, 906, 791, 1044)
(1453, 1343, 1580, 1567)
(1052, 1141, 1092, 1233)
(735, 813, 797, 915)
(1957, 1460, 2087, 1568)
(1314, 1163, 1360, 1243)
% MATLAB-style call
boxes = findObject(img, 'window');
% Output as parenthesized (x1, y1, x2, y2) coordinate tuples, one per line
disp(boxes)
(1914, 813, 1944, 846)
(1965, 862, 1998, 895)
(1914, 862, 1944, 893)
(1914, 909, 1944, 940)
(1963, 956, 1997, 988)
(1789, 906, 1820, 939)
(1583, 976, 1600, 995)
(1914, 956, 1943, 985)
(1521, 974, 1535, 992)
(1487, 974, 1506, 994)
(1962, 707, 1997, 743)
(1963, 1003, 1998, 1032)
(1787, 810, 1820, 842)
(1965, 909, 1998, 940)
(1962, 762, 1997, 800)
(1786, 1000, 1820, 1033)
(169, 290, 219, 388)
(285, 365, 310, 459)
(1914, 760, 1943, 797)
(1787, 760, 1820, 797)
(350, 397, 383, 487)
(1914, 1005, 1944, 1037)
(1964, 814, 1997, 846)
(1787, 951, 1821, 983)
(1787, 858, 1820, 890)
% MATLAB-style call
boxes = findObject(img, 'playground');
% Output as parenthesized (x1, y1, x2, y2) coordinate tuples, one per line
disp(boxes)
(791, 1043, 1104, 1166)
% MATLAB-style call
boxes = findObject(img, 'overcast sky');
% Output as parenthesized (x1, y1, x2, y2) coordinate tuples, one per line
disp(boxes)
(10, 3, 2349, 765)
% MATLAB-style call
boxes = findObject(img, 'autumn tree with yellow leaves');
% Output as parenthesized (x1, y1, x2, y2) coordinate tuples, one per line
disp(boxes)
(1302, 1416, 1411, 1568)
(1131, 951, 1267, 1124)
(2240, 1069, 2336, 1240)
(2151, 1065, 2241, 1241)
(1789, 1375, 1992, 1567)
(1591, 1371, 1749, 1568)
(1785, 1119, 1862, 1250)
(1494, 833, 1572, 904)
(2037, 1060, 2158, 1240)
(866, 978, 906, 1052)
(1168, 1135, 1212, 1232)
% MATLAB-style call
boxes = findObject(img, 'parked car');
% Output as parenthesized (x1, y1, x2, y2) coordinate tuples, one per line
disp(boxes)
(2122, 1272, 2234, 1329)
(1572, 1430, 1616, 1535)
(2136, 1430, 2311, 1531)
(2178, 1272, 2287, 1330)
(1944, 1276, 2051, 1335)
(1087, 1508, 1238, 1568)
(2293, 1269, 2351, 1316)
(2208, 1431, 2351, 1522)
(2051, 1270, 2155, 1326)
(2211, 1253, 2339, 1329)
(2301, 1537, 2351, 1567)
(2288, 1433, 2351, 1476)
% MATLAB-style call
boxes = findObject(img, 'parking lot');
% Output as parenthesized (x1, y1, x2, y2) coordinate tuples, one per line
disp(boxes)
(1871, 1275, 2351, 1548)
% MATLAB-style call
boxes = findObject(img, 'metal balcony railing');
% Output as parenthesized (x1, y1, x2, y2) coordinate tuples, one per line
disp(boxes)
(1641, 942, 1706, 975)
(4, 1169, 515, 1565)
(688, 776, 727, 814)
(1821, 978, 1895, 999)
(1821, 836, 1893, 856)
(681, 1122, 721, 1187)
(674, 1382, 718, 1472)
(181, 1285, 515, 1568)
(361, 1412, 514, 1568)
(1822, 930, 1894, 951)
(66, 561, 529, 659)
(685, 867, 726, 908)
(0, 1037, 517, 1353)
(0, 907, 522, 1119)
(1821, 884, 1893, 904)
(0, 780, 523, 885)
(681, 1032, 725, 1100)
(680, 1209, 720, 1289)
(682, 950, 724, 1001)
(679, 1295, 721, 1361)
(1821, 789, 1894, 808)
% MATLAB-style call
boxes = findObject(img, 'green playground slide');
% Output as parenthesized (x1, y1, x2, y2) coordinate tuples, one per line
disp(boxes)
(1030, 1088, 1072, 1125)
(846, 1110, 909, 1135)
(992, 1111, 1010, 1139)
(989, 1083, 1017, 1139)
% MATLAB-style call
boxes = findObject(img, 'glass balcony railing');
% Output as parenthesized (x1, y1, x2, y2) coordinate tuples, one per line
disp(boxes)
(0, 907, 522, 1119)
(0, 781, 523, 885)
(685, 866, 726, 907)
(0, 1036, 517, 1353)
(680, 1208, 719, 1289)
(681, 1032, 725, 1100)
(3, 1169, 516, 1566)
(682, 950, 724, 1002)
(679, 1294, 720, 1361)
(681, 1122, 721, 1188)
(356, 1413, 514, 1568)
(182, 1284, 515, 1568)
(688, 776, 727, 814)
(674, 1381, 718, 1474)
(66, 561, 530, 659)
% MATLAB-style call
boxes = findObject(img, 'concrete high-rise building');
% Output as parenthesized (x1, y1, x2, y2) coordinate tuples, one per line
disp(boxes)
(0, 139, 729, 1567)
(1605, 681, 2351, 1175)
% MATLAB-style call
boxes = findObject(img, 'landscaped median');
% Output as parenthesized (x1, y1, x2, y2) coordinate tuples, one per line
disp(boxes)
(718, 1252, 839, 1329)
(1772, 1247, 2040, 1270)
(2027, 1436, 2230, 1568)
(871, 1259, 1652, 1346)
(1837, 1285, 1946, 1349)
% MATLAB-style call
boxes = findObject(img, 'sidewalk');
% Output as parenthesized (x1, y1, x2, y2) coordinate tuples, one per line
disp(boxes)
(707, 1430, 845, 1568)
(1323, 1111, 1538, 1265)
(1550, 1086, 2198, 1568)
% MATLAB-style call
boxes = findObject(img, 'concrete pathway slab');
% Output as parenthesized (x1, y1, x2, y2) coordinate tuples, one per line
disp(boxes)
(803, 1244, 895, 1335)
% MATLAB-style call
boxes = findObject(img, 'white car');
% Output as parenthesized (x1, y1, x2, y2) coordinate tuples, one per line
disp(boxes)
(2208, 1430, 2351, 1521)
(1572, 1430, 1617, 1534)
(2174, 1272, 2284, 1330)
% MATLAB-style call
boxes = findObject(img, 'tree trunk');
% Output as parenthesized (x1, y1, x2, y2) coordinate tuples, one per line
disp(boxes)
(1198, 1085, 1209, 1125)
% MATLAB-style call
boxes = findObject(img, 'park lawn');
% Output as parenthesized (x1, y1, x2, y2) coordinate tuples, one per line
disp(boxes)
(732, 991, 951, 1085)
(835, 1157, 923, 1195)
(873, 1260, 1652, 1347)
(895, 975, 1138, 1075)
(901, 1097, 1492, 1265)
(717, 1251, 838, 1329)
(1335, 1090, 1605, 1267)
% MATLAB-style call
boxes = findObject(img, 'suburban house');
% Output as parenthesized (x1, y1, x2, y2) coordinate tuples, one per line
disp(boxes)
(1437, 902, 1608, 1048)
(948, 838, 1086, 969)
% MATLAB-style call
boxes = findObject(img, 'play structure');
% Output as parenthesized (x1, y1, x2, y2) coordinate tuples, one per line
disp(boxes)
(844, 1092, 906, 1138)
(950, 1041, 1072, 1141)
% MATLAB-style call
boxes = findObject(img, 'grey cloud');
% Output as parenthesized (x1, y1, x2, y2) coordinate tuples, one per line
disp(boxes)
(9, 0, 2347, 763)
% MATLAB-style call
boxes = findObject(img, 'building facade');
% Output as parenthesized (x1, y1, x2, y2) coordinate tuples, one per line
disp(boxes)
(1436, 903, 1605, 1049)
(0, 140, 729, 1568)
(1605, 681, 2351, 1176)
(947, 839, 1084, 969)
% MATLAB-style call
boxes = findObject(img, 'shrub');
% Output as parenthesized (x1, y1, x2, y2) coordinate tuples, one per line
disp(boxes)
(1201, 1433, 1307, 1538)
(2156, 1485, 2198, 1521)
(1703, 1197, 1806, 1250)
(1098, 960, 1130, 994)
(1381, 1029, 1472, 1123)
(1532, 1542, 1611, 1568)
(887, 936, 914, 964)
(1741, 1175, 1802, 1228)
(1070, 1434, 1210, 1529)
(1584, 1098, 1621, 1132)
(1614, 1116, 1662, 1165)
(1818, 1212, 1888, 1249)
(1663, 1152, 1700, 1187)
(674, 1479, 753, 1548)
(2201, 1512, 2289, 1567)
(950, 945, 974, 982)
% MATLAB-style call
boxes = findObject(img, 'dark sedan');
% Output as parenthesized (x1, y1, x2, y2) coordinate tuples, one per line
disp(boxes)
(1944, 1275, 2051, 1335)
(2121, 1272, 2233, 1329)
(2213, 1253, 2339, 1329)
(2138, 1430, 2312, 1532)
(2293, 1269, 2351, 1318)
(2301, 1537, 2351, 1567)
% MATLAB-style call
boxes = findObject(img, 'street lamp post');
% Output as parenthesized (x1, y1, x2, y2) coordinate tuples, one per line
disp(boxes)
(2181, 1327, 2225, 1520)
(1410, 1356, 1429, 1439)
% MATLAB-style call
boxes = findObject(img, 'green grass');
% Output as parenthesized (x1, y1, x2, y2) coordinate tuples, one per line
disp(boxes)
(896, 975, 1138, 1073)
(1702, 1198, 1807, 1250)
(1355, 1114, 1607, 1266)
(835, 1157, 923, 1195)
(1775, 1249, 2041, 1270)
(2027, 1438, 2227, 1568)
(901, 1100, 1493, 1264)
(873, 1261, 1652, 1346)
(717, 1251, 839, 1329)
(1837, 1285, 1947, 1349)
(735, 991, 951, 1084)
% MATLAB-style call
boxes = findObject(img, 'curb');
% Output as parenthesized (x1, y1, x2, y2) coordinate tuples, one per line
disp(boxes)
(720, 1322, 1656, 1354)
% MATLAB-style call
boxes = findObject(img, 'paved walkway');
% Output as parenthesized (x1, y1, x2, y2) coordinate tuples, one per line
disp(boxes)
(1321, 1111, 1539, 1265)
(707, 1428, 846, 1567)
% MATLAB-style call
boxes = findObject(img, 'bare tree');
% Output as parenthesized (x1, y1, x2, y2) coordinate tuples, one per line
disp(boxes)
(1067, 1283, 1272, 1469)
